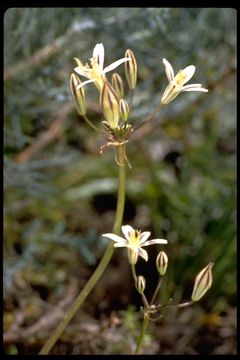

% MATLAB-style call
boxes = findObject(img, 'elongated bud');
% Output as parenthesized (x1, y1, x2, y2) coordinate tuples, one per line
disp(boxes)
(191, 262, 214, 302)
(124, 49, 137, 89)
(119, 99, 129, 121)
(136, 275, 146, 294)
(70, 73, 86, 115)
(112, 73, 124, 99)
(100, 81, 120, 129)
(156, 251, 168, 275)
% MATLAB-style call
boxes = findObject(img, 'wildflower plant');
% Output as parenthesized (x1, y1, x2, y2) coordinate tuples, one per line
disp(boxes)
(40, 43, 213, 355)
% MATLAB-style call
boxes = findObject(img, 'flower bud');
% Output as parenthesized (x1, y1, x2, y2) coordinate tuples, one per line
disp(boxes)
(124, 49, 137, 89)
(191, 262, 214, 302)
(156, 251, 168, 275)
(119, 99, 129, 121)
(112, 73, 124, 99)
(70, 73, 86, 115)
(100, 81, 120, 129)
(136, 275, 146, 294)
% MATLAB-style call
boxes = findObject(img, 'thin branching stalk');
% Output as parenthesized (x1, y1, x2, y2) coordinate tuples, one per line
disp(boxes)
(39, 144, 126, 354)
(131, 263, 137, 282)
(150, 277, 163, 306)
(157, 300, 194, 310)
(133, 103, 163, 132)
(82, 114, 103, 133)
(129, 89, 135, 111)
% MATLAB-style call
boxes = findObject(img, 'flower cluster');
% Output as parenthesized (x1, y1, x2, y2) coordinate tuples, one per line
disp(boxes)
(70, 43, 138, 149)
(102, 224, 213, 316)
(70, 44, 213, 309)
(41, 43, 213, 355)
(70, 43, 208, 152)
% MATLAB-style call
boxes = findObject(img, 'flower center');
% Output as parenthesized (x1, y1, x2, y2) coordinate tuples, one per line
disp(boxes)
(88, 58, 101, 78)
(85, 58, 105, 92)
(174, 70, 187, 86)
(128, 230, 141, 251)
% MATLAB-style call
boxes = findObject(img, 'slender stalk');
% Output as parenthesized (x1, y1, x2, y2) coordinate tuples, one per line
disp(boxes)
(133, 267, 150, 355)
(112, 144, 126, 233)
(131, 263, 149, 312)
(153, 300, 194, 311)
(131, 262, 137, 282)
(150, 277, 162, 306)
(134, 315, 149, 354)
(134, 103, 163, 132)
(82, 114, 103, 133)
(39, 144, 126, 354)
(129, 89, 135, 111)
(175, 301, 194, 308)
(141, 294, 149, 309)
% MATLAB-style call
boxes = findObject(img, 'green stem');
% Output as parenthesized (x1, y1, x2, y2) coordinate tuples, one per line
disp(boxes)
(39, 144, 126, 354)
(150, 277, 162, 306)
(134, 315, 149, 355)
(152, 300, 194, 312)
(134, 103, 163, 132)
(129, 89, 135, 111)
(131, 262, 137, 282)
(133, 265, 149, 355)
(112, 144, 126, 233)
(131, 263, 149, 308)
(82, 114, 103, 133)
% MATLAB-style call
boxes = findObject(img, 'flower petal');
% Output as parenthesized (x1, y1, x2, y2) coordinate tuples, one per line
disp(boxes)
(102, 233, 127, 245)
(114, 243, 127, 248)
(93, 43, 105, 72)
(76, 78, 96, 89)
(74, 66, 87, 77)
(143, 239, 168, 246)
(74, 56, 85, 68)
(182, 65, 195, 84)
(121, 225, 134, 240)
(137, 247, 148, 262)
(181, 83, 203, 88)
(181, 85, 208, 92)
(163, 58, 174, 82)
(139, 231, 151, 244)
(103, 58, 131, 74)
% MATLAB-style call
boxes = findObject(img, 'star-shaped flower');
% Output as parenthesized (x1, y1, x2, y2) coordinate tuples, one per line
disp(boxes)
(161, 58, 208, 105)
(74, 43, 130, 91)
(102, 225, 168, 264)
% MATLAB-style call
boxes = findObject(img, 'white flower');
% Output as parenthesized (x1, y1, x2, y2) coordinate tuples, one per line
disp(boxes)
(74, 43, 130, 91)
(102, 225, 168, 263)
(161, 58, 208, 105)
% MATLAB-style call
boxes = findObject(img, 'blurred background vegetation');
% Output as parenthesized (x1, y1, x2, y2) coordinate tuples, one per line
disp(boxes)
(4, 8, 236, 355)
